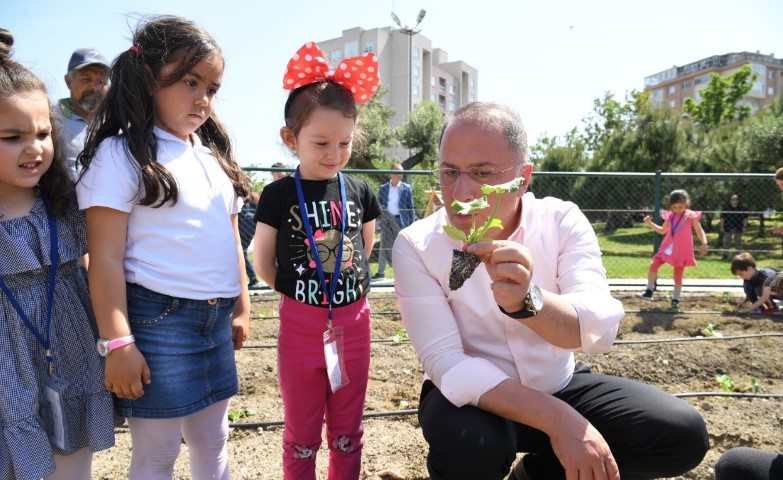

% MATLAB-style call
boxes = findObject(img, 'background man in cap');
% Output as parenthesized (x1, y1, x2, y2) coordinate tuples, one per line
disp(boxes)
(54, 47, 110, 180)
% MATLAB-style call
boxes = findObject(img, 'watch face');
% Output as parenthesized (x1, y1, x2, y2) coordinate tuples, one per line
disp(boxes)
(96, 339, 109, 357)
(529, 285, 544, 310)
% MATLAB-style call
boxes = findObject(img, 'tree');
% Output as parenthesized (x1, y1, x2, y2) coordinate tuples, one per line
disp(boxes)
(396, 101, 446, 170)
(682, 65, 758, 130)
(742, 94, 783, 169)
(530, 129, 589, 172)
(350, 85, 397, 169)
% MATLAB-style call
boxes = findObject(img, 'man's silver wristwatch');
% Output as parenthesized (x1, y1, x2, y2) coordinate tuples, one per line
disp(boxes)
(499, 283, 544, 319)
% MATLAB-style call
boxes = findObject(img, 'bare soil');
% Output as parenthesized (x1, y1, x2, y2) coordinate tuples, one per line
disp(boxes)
(93, 291, 783, 479)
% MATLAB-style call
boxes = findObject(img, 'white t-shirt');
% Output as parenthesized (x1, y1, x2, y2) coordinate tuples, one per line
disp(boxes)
(76, 128, 242, 299)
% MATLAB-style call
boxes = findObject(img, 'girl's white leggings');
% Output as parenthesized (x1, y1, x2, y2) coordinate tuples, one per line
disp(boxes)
(127, 399, 231, 480)
(44, 447, 92, 479)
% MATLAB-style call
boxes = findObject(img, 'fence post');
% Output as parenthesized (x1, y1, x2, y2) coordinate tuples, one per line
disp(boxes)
(653, 170, 662, 255)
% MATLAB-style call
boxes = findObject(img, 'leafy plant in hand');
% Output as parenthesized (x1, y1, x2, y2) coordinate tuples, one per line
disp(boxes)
(444, 177, 524, 290)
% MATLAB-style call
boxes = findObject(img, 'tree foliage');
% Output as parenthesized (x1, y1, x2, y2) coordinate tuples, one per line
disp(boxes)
(395, 101, 446, 170)
(351, 85, 396, 169)
(682, 65, 758, 130)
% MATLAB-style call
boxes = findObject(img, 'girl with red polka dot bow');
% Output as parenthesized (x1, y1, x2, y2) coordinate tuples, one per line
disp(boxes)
(252, 41, 382, 480)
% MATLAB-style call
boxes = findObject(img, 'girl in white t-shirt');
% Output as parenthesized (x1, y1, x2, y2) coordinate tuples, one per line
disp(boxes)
(75, 16, 251, 480)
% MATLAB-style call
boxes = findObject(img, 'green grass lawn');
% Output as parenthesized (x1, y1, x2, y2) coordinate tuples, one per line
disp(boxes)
(598, 222, 783, 279)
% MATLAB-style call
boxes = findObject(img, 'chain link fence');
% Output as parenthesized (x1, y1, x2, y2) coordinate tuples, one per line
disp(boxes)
(246, 167, 783, 277)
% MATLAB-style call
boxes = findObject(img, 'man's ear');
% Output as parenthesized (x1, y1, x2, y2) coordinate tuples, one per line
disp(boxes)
(64, 74, 72, 90)
(280, 126, 297, 152)
(518, 163, 533, 197)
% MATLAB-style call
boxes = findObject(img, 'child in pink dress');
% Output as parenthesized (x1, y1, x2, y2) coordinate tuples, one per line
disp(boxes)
(641, 189, 709, 308)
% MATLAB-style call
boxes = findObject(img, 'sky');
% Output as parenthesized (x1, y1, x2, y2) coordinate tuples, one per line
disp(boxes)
(5, 0, 782, 171)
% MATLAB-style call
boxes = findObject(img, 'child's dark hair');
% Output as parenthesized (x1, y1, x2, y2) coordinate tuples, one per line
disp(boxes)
(669, 189, 690, 206)
(283, 82, 357, 137)
(0, 29, 73, 216)
(730, 251, 756, 274)
(78, 15, 250, 206)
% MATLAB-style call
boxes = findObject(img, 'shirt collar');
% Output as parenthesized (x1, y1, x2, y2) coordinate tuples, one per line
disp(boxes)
(57, 98, 84, 121)
(153, 126, 205, 150)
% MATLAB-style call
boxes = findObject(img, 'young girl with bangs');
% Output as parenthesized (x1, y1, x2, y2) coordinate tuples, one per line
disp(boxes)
(253, 41, 381, 480)
(0, 28, 114, 479)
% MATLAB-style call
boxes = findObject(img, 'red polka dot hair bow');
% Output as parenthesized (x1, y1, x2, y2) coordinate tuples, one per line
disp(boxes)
(283, 41, 380, 105)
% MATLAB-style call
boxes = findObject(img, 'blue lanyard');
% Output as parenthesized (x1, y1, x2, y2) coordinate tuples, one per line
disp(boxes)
(294, 168, 347, 326)
(0, 199, 59, 369)
(669, 212, 686, 235)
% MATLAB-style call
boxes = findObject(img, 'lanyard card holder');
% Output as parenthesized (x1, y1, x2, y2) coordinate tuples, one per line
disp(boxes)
(663, 243, 674, 256)
(41, 374, 70, 451)
(324, 326, 349, 392)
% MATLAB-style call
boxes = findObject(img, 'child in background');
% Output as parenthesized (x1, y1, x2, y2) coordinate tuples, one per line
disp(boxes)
(730, 251, 780, 313)
(75, 16, 251, 479)
(641, 189, 708, 308)
(253, 41, 381, 480)
(0, 29, 114, 479)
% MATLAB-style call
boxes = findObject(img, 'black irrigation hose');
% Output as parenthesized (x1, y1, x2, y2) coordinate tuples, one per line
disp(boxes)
(228, 393, 782, 430)
(674, 392, 783, 399)
(240, 332, 783, 350)
(615, 332, 783, 345)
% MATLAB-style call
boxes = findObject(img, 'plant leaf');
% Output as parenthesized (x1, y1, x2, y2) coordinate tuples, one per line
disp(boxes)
(451, 198, 489, 214)
(443, 224, 467, 241)
(473, 217, 504, 242)
(481, 177, 524, 195)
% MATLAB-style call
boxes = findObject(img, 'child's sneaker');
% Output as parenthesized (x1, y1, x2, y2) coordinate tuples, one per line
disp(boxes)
(671, 299, 680, 309)
(640, 289, 654, 300)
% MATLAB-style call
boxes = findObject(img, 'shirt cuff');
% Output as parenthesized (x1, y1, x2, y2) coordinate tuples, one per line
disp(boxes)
(439, 357, 510, 408)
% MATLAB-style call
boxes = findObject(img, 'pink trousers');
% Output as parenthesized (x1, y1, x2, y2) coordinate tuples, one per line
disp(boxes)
(278, 295, 371, 480)
(649, 256, 685, 285)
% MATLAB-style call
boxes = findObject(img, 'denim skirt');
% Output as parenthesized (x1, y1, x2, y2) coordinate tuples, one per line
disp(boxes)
(115, 283, 239, 418)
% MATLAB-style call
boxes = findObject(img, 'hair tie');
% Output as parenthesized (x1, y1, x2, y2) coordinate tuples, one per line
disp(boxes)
(129, 44, 140, 55)
(283, 41, 379, 105)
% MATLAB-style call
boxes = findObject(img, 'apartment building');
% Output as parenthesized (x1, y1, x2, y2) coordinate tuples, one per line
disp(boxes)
(644, 51, 782, 113)
(318, 26, 478, 131)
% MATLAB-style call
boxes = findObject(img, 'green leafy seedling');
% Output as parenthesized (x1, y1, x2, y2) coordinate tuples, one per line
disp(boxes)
(701, 323, 716, 337)
(715, 374, 735, 393)
(391, 329, 409, 344)
(443, 177, 525, 244)
(228, 407, 250, 422)
(444, 177, 524, 290)
(749, 377, 760, 394)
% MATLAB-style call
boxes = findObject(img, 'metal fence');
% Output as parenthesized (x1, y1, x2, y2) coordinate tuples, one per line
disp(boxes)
(245, 167, 783, 276)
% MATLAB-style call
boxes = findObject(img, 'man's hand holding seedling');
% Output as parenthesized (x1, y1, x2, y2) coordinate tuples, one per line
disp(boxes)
(467, 240, 534, 314)
(444, 177, 524, 289)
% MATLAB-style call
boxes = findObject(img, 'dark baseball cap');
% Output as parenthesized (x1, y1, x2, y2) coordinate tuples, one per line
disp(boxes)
(67, 48, 110, 72)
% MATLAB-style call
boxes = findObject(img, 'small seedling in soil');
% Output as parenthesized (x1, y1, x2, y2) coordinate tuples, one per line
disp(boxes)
(228, 407, 251, 422)
(444, 177, 523, 290)
(716, 374, 736, 393)
(391, 329, 409, 344)
(749, 377, 760, 394)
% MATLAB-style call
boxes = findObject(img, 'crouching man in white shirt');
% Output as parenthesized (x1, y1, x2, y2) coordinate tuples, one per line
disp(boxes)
(392, 102, 709, 480)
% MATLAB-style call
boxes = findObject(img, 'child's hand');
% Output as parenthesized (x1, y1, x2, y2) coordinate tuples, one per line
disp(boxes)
(232, 313, 250, 350)
(699, 243, 708, 256)
(642, 215, 652, 225)
(104, 344, 151, 400)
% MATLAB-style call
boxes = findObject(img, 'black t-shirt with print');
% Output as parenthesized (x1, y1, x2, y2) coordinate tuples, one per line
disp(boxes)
(255, 174, 381, 307)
